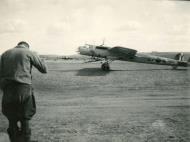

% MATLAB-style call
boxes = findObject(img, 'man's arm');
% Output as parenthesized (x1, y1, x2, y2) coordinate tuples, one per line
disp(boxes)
(0, 55, 2, 78)
(0, 55, 3, 89)
(30, 52, 47, 73)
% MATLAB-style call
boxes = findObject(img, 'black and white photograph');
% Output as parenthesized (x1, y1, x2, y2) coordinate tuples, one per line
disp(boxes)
(0, 0, 190, 142)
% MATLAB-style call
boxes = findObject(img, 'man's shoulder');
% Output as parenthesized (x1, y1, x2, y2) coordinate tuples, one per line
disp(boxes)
(1, 49, 13, 59)
(2, 48, 13, 55)
(2, 48, 33, 59)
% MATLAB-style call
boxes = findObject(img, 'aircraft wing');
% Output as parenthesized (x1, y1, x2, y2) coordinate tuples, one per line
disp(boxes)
(83, 57, 104, 63)
(109, 46, 137, 58)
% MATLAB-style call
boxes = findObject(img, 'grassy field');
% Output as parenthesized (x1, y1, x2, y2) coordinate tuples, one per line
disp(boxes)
(0, 61, 190, 142)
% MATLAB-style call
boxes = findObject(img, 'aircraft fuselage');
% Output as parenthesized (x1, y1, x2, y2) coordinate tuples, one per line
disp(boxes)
(78, 44, 189, 68)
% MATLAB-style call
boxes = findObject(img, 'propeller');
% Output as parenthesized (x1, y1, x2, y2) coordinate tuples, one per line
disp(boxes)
(100, 38, 105, 46)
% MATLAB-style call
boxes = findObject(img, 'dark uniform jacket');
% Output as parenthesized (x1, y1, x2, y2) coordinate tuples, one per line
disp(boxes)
(0, 45, 47, 86)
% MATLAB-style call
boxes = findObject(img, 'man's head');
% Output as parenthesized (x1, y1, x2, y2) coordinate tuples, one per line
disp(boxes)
(17, 41, 30, 48)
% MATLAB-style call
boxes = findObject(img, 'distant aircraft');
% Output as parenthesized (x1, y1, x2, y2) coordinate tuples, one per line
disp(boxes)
(78, 44, 189, 71)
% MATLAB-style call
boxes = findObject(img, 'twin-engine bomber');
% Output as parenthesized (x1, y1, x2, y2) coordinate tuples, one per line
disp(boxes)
(78, 44, 189, 71)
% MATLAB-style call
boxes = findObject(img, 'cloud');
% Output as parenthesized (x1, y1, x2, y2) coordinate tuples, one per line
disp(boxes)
(116, 21, 142, 32)
(47, 22, 71, 35)
(0, 0, 190, 54)
(0, 19, 27, 34)
(168, 24, 190, 35)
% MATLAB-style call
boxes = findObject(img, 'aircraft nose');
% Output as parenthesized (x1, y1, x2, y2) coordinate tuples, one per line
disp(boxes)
(78, 46, 86, 53)
(78, 46, 83, 53)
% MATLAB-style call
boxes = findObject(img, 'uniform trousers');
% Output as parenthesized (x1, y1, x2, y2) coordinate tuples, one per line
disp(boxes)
(2, 81, 36, 142)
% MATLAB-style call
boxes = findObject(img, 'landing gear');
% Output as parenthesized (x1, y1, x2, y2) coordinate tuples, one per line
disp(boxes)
(101, 62, 110, 71)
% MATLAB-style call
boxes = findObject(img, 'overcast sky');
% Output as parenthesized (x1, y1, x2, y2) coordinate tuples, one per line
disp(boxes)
(0, 0, 190, 55)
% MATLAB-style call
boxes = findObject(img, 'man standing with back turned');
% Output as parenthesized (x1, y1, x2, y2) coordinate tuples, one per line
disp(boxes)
(0, 41, 47, 142)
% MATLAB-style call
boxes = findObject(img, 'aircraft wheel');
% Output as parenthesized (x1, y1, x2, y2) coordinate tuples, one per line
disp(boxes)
(101, 62, 110, 71)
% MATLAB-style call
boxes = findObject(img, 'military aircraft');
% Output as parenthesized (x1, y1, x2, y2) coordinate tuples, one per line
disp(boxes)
(78, 44, 189, 71)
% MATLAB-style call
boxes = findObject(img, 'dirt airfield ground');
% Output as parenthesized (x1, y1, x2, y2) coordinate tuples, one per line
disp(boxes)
(0, 61, 190, 142)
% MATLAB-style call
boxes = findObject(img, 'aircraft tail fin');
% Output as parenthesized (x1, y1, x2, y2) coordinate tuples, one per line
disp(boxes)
(174, 53, 184, 61)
